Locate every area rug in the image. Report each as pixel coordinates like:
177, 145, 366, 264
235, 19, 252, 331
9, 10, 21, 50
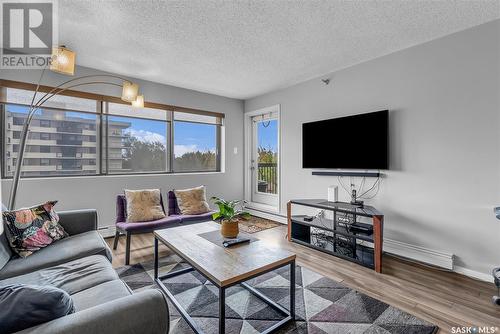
238, 215, 281, 234
116, 255, 438, 334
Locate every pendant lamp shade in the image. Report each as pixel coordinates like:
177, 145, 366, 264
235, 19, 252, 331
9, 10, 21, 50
131, 95, 144, 108
50, 46, 76, 75
122, 81, 139, 102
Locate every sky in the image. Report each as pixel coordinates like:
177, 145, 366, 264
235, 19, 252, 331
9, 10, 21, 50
258, 120, 278, 152
8, 105, 217, 157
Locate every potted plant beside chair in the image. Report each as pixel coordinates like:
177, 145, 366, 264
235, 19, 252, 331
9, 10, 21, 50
211, 197, 250, 238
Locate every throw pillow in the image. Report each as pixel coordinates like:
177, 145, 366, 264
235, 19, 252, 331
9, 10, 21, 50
174, 185, 210, 215
0, 284, 74, 333
2, 201, 67, 258
124, 189, 166, 222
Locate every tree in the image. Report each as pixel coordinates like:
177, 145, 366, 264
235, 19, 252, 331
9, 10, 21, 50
119, 135, 216, 172
122, 136, 166, 171
174, 151, 216, 171
258, 146, 277, 163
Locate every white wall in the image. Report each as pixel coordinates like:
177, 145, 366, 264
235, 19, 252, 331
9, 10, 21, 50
0, 66, 244, 229
245, 20, 500, 277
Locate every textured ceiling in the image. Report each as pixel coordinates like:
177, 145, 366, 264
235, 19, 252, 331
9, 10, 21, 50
59, 0, 500, 99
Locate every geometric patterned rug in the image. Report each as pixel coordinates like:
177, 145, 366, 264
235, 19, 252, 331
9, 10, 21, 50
116, 254, 438, 334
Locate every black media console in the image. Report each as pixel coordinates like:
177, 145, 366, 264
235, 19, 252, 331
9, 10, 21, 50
287, 199, 384, 273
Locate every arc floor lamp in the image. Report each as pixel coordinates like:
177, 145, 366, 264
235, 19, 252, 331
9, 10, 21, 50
7, 46, 145, 210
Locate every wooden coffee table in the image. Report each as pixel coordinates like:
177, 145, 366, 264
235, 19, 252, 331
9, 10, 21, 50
154, 221, 296, 334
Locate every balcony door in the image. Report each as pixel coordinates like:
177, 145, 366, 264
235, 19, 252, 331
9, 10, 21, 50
245, 105, 280, 212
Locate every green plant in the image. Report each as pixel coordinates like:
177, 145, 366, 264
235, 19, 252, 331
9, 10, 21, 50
258, 146, 277, 163
211, 197, 251, 223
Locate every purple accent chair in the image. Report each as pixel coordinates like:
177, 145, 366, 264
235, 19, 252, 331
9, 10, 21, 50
113, 191, 215, 265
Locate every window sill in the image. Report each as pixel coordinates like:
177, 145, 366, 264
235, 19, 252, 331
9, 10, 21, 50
0, 170, 225, 181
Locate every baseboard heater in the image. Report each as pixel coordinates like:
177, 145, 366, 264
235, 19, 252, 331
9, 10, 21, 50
383, 239, 454, 270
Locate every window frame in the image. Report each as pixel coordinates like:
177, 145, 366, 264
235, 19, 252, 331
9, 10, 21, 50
171, 119, 221, 173
1, 102, 102, 178
103, 105, 171, 175
0, 80, 224, 179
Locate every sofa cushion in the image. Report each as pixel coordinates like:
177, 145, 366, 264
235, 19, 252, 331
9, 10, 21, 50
71, 279, 131, 311
0, 255, 117, 295
0, 232, 12, 271
116, 194, 167, 224
0, 231, 111, 280
116, 215, 182, 233
124, 189, 166, 222
2, 201, 68, 258
0, 284, 74, 334
173, 186, 210, 215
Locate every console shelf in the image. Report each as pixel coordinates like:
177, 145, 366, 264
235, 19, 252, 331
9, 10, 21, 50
287, 199, 384, 273
291, 216, 375, 242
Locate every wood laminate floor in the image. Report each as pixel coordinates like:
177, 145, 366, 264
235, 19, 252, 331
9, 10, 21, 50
105, 225, 500, 333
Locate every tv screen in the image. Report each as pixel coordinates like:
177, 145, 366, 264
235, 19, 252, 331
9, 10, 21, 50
302, 110, 389, 169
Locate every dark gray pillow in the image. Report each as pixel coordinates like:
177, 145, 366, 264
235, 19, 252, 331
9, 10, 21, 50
0, 284, 75, 333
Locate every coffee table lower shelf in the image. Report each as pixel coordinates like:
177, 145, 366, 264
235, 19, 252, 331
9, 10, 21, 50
153, 237, 296, 334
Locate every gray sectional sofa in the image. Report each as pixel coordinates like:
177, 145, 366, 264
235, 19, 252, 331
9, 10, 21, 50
0, 209, 169, 334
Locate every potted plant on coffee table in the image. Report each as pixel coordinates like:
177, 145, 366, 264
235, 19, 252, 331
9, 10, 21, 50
211, 197, 251, 238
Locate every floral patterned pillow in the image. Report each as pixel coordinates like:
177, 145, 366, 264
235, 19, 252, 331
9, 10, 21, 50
2, 201, 68, 258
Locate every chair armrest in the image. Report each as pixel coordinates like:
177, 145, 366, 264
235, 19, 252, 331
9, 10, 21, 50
16, 289, 169, 334
58, 209, 98, 235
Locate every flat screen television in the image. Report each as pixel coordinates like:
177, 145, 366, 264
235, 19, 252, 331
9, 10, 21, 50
302, 110, 389, 169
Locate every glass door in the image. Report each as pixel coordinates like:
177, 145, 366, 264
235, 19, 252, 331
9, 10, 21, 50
251, 114, 279, 208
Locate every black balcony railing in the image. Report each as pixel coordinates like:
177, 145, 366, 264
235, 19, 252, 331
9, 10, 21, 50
257, 162, 278, 194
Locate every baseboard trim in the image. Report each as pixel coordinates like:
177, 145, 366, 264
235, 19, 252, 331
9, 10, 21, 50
384, 239, 454, 270
246, 208, 287, 224
454, 266, 494, 283
245, 202, 280, 214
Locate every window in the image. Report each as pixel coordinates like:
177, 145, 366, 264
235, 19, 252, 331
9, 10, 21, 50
173, 112, 221, 172
105, 115, 168, 173
2, 88, 99, 177
105, 103, 169, 174
40, 133, 51, 140
173, 122, 217, 172
39, 119, 51, 127
1, 86, 224, 177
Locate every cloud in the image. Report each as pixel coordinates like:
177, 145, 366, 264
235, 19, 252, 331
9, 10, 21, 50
124, 129, 214, 157
174, 144, 198, 157
174, 145, 215, 157
125, 129, 166, 146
